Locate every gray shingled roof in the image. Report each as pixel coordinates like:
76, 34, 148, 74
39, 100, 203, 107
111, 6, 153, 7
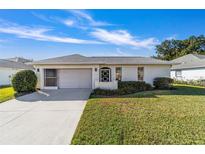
172, 60, 205, 70
192, 54, 205, 59
171, 54, 205, 70
32, 54, 173, 65
171, 54, 200, 63
7, 57, 33, 63
0, 59, 33, 69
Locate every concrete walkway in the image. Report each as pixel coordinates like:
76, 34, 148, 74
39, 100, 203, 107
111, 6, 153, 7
0, 89, 91, 145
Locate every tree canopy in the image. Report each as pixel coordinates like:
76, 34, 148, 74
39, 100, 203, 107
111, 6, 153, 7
156, 35, 205, 60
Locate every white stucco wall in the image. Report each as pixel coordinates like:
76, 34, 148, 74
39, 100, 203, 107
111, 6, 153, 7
35, 64, 171, 89
171, 68, 205, 80
122, 66, 137, 81
92, 67, 99, 89
122, 65, 171, 85
0, 67, 19, 85
144, 65, 171, 85
170, 71, 176, 79
95, 81, 118, 90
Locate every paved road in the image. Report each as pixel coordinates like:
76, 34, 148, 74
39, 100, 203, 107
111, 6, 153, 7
0, 89, 91, 145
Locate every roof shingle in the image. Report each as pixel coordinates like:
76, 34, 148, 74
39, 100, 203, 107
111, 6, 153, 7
0, 59, 33, 69
32, 54, 173, 65
171, 54, 205, 70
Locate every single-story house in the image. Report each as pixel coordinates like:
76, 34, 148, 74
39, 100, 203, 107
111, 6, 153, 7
0, 57, 33, 86
32, 54, 172, 90
171, 54, 205, 80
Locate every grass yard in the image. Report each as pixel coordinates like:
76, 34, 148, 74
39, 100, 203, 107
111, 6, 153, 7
0, 87, 15, 103
72, 84, 205, 145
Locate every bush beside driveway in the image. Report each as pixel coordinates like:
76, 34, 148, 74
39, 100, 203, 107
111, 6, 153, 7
72, 85, 205, 145
0, 70, 37, 103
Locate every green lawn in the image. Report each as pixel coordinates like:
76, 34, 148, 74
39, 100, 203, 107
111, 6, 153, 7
72, 84, 205, 145
0, 87, 15, 103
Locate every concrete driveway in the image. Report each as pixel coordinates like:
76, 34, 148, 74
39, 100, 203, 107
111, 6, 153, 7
0, 89, 91, 145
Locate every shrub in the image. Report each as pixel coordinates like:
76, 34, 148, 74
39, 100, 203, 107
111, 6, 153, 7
174, 79, 205, 87
0, 85, 11, 88
118, 81, 152, 95
145, 83, 153, 90
153, 77, 173, 89
92, 81, 152, 96
92, 88, 118, 96
12, 70, 37, 93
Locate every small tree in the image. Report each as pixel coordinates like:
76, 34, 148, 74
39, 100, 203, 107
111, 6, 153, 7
12, 70, 37, 93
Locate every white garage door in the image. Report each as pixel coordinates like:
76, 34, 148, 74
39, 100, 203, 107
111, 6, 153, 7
58, 69, 92, 88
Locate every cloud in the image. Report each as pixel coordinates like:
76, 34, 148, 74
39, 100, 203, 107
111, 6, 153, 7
0, 39, 6, 42
31, 12, 54, 23
64, 19, 75, 26
90, 28, 159, 49
32, 10, 114, 30
0, 22, 101, 44
62, 18, 88, 30
64, 10, 113, 29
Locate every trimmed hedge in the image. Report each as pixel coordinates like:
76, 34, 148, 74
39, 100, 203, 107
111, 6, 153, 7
118, 81, 152, 95
92, 81, 152, 96
0, 85, 11, 88
153, 77, 173, 89
12, 70, 37, 93
174, 79, 205, 87
92, 88, 118, 96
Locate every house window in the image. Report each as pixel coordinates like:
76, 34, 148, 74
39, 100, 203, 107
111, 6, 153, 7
116, 67, 122, 81
100, 67, 111, 82
44, 69, 57, 86
138, 67, 144, 81
175, 70, 182, 77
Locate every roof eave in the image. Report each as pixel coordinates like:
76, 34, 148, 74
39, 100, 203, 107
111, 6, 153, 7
32, 62, 173, 65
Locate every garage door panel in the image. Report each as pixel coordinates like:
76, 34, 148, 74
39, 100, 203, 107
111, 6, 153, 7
58, 69, 92, 88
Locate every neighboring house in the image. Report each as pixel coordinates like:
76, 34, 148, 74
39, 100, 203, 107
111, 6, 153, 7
32, 54, 172, 90
0, 57, 33, 86
171, 54, 205, 80
7, 57, 33, 63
